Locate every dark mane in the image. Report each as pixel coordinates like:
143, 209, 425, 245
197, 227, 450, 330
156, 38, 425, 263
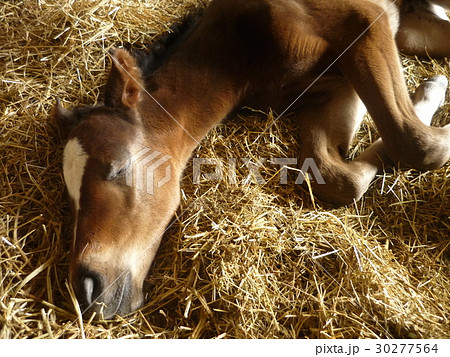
127, 8, 205, 78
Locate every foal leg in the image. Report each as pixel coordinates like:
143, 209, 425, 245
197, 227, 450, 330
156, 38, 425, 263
396, 0, 450, 57
296, 82, 380, 206
333, 11, 450, 171
412, 75, 448, 125
428, 0, 450, 10
297, 75, 448, 206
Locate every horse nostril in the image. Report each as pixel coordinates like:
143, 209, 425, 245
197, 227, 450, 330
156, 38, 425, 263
76, 269, 105, 307
83, 276, 95, 305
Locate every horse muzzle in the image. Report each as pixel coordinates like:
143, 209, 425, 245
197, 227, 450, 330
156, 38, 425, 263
71, 265, 144, 320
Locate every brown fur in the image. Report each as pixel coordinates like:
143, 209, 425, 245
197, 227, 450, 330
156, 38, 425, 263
55, 0, 450, 319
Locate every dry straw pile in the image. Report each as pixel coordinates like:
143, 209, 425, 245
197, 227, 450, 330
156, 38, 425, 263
1, 0, 449, 339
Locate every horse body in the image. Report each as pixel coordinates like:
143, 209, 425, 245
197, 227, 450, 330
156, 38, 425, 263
55, 0, 450, 319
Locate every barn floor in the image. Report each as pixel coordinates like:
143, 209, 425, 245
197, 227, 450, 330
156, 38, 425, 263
0, 0, 449, 338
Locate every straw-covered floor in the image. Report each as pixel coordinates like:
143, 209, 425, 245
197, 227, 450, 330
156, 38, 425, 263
1, 0, 449, 339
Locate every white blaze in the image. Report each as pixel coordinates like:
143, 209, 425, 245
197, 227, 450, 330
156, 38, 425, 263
63, 138, 88, 211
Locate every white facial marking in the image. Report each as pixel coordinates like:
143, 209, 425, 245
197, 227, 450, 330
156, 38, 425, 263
63, 138, 89, 211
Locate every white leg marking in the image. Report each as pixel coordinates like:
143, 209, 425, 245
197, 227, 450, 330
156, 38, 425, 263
430, 4, 449, 21
413, 75, 448, 126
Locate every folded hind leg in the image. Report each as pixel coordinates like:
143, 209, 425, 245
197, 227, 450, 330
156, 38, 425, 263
297, 81, 383, 206
396, 0, 450, 57
297, 76, 448, 206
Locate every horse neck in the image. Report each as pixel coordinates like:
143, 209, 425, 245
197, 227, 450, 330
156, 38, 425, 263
140, 51, 246, 166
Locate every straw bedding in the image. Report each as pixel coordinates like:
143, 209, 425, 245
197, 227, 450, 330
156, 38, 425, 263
0, 0, 449, 339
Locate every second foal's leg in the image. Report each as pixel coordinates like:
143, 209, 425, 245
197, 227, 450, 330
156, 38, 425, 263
396, 0, 450, 57
297, 75, 448, 206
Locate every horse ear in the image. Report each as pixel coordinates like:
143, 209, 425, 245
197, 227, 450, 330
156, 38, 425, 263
53, 99, 93, 139
105, 48, 144, 109
53, 98, 79, 139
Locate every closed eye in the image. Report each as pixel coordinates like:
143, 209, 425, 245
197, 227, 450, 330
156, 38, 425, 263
106, 161, 130, 181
